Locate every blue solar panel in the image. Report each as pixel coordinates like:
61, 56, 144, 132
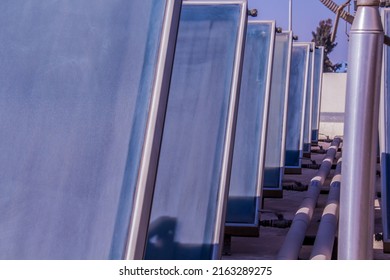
145, 0, 247, 260
303, 43, 315, 156
285, 43, 310, 172
225, 20, 275, 229
380, 8, 390, 251
263, 31, 292, 195
311, 47, 324, 143
0, 0, 180, 259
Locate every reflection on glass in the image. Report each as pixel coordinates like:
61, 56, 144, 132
0, 0, 167, 259
226, 21, 274, 225
285, 44, 309, 168
145, 4, 242, 260
263, 32, 291, 191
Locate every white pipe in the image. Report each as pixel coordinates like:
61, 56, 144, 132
277, 138, 341, 260
310, 159, 342, 260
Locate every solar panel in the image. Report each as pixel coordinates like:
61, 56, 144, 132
311, 47, 324, 144
263, 31, 292, 197
0, 0, 181, 259
285, 43, 310, 174
380, 8, 390, 252
225, 20, 275, 234
144, 0, 247, 260
303, 43, 315, 157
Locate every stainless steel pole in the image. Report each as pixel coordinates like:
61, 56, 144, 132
338, 0, 383, 260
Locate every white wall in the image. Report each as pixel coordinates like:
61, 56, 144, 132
319, 73, 347, 139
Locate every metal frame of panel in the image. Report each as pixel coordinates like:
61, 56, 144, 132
225, 20, 275, 235
311, 46, 325, 144
124, 0, 183, 260
145, 0, 247, 260
380, 9, 386, 159
380, 8, 390, 252
303, 42, 315, 157
0, 0, 181, 260
285, 42, 310, 174
263, 31, 293, 198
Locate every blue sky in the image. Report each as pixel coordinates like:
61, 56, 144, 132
248, 0, 350, 64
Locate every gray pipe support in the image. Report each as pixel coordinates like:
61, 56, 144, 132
277, 138, 341, 260
310, 159, 342, 260
338, 2, 383, 260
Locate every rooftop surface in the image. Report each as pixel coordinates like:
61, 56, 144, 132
222, 140, 389, 260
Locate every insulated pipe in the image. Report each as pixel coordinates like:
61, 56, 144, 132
277, 138, 341, 260
338, 0, 383, 260
310, 159, 342, 260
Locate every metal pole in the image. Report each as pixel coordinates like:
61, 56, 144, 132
338, 0, 383, 260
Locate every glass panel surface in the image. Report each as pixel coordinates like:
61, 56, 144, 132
303, 44, 314, 154
382, 154, 390, 239
0, 0, 167, 259
311, 47, 324, 143
226, 21, 274, 224
386, 10, 390, 153
263, 32, 291, 190
145, 4, 242, 260
285, 44, 309, 167
381, 9, 390, 243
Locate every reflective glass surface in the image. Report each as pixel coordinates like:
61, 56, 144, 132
263, 32, 291, 190
0, 0, 167, 259
145, 4, 242, 260
382, 9, 390, 243
311, 47, 324, 143
386, 10, 390, 152
285, 44, 309, 167
226, 21, 274, 224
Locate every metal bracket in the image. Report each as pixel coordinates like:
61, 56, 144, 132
320, 0, 390, 46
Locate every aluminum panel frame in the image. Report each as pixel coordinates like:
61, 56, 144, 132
284, 42, 310, 173
124, 0, 182, 260
303, 42, 315, 157
311, 46, 325, 144
263, 31, 293, 197
380, 8, 390, 252
225, 20, 276, 233
145, 0, 247, 260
